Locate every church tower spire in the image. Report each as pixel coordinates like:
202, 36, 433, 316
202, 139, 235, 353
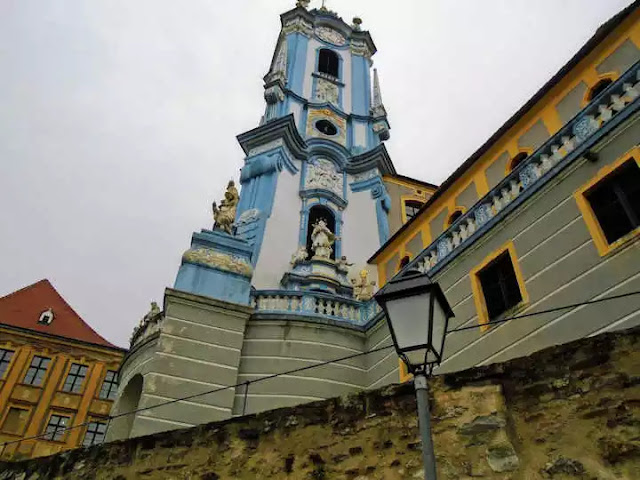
169, 2, 398, 301
113, 1, 401, 442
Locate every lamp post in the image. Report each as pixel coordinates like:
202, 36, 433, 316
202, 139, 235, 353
374, 269, 454, 480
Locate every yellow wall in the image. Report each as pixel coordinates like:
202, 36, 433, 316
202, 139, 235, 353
0, 327, 124, 460
373, 9, 640, 286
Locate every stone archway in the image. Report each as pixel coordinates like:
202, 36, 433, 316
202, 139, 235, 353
106, 374, 143, 441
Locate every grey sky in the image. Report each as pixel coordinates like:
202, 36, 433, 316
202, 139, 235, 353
0, 0, 633, 347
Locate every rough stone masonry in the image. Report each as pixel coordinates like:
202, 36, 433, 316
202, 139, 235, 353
1, 327, 639, 479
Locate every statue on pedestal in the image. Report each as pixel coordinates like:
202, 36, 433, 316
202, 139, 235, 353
130, 301, 161, 346
212, 181, 239, 234
352, 270, 376, 301
290, 246, 309, 267
311, 218, 337, 259
336, 255, 353, 274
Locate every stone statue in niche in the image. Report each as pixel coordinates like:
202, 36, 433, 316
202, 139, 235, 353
352, 270, 376, 301
212, 180, 239, 234
336, 255, 353, 274
311, 218, 337, 259
290, 246, 309, 266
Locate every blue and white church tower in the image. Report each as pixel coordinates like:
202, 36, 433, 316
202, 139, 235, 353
109, 2, 400, 440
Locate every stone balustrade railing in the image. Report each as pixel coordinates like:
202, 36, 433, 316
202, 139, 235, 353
410, 61, 640, 277
130, 312, 164, 348
251, 290, 381, 327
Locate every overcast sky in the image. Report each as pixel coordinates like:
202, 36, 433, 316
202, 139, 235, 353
0, 0, 634, 347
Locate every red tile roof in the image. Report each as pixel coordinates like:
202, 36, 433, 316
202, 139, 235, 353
0, 279, 118, 349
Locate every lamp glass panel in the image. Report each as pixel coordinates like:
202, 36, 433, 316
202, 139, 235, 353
384, 292, 432, 364
406, 349, 428, 367
426, 298, 447, 363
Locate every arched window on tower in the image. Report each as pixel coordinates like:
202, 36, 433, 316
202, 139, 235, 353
318, 49, 339, 78
306, 205, 337, 260
587, 78, 613, 102
508, 152, 529, 172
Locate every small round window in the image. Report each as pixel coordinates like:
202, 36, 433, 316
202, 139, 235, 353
315, 119, 337, 136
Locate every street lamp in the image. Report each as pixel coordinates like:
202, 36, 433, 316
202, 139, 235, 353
374, 269, 454, 480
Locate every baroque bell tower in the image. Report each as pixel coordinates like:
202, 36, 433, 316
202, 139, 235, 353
110, 1, 399, 441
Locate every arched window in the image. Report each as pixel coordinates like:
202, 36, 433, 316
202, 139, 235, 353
404, 200, 423, 221
306, 205, 337, 260
447, 210, 463, 226
318, 49, 339, 78
588, 78, 613, 102
508, 152, 529, 172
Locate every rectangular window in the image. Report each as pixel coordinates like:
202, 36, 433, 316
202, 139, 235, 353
584, 159, 640, 244
44, 414, 70, 442
62, 363, 88, 393
478, 251, 523, 320
82, 420, 107, 447
576, 149, 640, 256
0, 349, 14, 379
23, 356, 51, 386
2, 407, 30, 435
471, 242, 528, 331
98, 370, 119, 400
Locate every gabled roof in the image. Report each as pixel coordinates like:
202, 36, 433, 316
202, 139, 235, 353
0, 279, 119, 349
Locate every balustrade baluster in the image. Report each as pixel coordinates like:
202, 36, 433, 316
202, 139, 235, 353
598, 104, 613, 122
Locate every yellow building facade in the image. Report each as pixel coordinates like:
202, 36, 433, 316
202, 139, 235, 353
370, 2, 640, 382
0, 280, 125, 460
370, 5, 640, 285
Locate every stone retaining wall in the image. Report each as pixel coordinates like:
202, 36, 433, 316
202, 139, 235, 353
1, 327, 638, 479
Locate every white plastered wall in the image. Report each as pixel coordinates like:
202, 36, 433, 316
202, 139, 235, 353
252, 165, 303, 289
341, 182, 380, 283
353, 121, 367, 149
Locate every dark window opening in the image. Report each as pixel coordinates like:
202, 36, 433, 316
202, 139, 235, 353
448, 210, 463, 226
404, 200, 423, 221
23, 356, 50, 386
62, 363, 88, 394
478, 251, 523, 321
585, 159, 640, 244
306, 205, 336, 260
509, 152, 529, 171
44, 414, 70, 442
99, 370, 119, 400
315, 119, 337, 136
0, 349, 14, 379
588, 78, 613, 102
83, 421, 107, 447
318, 49, 339, 77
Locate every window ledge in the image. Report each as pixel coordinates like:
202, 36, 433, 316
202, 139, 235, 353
312, 71, 344, 86
599, 226, 640, 257
481, 301, 529, 332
